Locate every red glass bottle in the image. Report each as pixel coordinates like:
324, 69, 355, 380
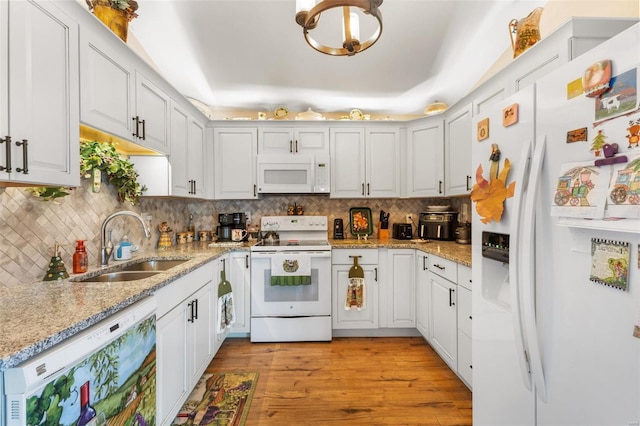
73, 240, 88, 274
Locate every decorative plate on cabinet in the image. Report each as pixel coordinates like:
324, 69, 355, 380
349, 109, 364, 120
274, 107, 288, 119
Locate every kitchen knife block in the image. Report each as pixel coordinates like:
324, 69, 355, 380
378, 223, 389, 240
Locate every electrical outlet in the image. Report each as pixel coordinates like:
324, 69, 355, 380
406, 214, 413, 223
245, 211, 252, 223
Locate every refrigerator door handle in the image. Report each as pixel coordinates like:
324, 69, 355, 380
521, 135, 548, 403
509, 137, 534, 391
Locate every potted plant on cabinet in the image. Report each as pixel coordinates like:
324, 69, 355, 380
86, 0, 139, 42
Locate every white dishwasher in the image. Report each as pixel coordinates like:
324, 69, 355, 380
4, 297, 157, 426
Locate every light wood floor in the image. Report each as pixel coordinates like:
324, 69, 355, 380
206, 337, 472, 425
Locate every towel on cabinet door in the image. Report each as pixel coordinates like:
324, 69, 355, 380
345, 277, 366, 310
217, 271, 235, 333
270, 254, 311, 286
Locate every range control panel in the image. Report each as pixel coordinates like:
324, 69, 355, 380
482, 231, 510, 263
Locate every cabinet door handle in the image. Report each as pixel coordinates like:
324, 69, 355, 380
439, 180, 443, 194
423, 256, 427, 271
188, 301, 195, 322
469, 315, 472, 320
253, 184, 257, 196
289, 140, 293, 153
449, 288, 455, 306
466, 175, 471, 191
15, 139, 28, 174
245, 254, 249, 269
193, 298, 199, 320
141, 119, 146, 140
295, 140, 298, 153
0, 136, 12, 173
222, 258, 226, 272
367, 183, 370, 196
374, 267, 378, 282
132, 116, 140, 138
361, 183, 365, 196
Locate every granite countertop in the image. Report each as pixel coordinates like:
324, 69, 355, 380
330, 238, 472, 267
0, 242, 251, 370
1, 238, 471, 370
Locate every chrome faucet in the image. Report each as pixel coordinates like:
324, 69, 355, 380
101, 211, 151, 267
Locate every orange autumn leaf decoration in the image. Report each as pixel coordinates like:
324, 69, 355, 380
470, 159, 516, 224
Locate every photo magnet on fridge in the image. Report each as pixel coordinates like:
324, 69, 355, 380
503, 103, 519, 127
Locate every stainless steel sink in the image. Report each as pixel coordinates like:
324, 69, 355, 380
120, 259, 188, 272
78, 271, 161, 283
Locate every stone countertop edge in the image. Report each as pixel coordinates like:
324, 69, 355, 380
330, 238, 472, 267
0, 239, 470, 370
0, 242, 251, 370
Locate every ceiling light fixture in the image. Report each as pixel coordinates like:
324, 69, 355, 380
424, 101, 449, 116
295, 0, 383, 57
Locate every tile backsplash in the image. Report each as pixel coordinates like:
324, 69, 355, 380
1, 179, 468, 287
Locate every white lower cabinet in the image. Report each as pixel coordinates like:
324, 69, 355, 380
229, 251, 251, 334
386, 249, 416, 328
456, 284, 472, 387
156, 260, 217, 426
427, 255, 458, 371
332, 249, 379, 329
415, 253, 430, 340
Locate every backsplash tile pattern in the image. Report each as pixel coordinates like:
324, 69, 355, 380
1, 181, 468, 286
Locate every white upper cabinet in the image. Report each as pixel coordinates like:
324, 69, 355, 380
213, 127, 258, 200
444, 103, 472, 196
406, 119, 444, 197
134, 71, 171, 153
170, 101, 206, 197
258, 126, 329, 156
330, 126, 400, 198
80, 20, 134, 143
0, 0, 79, 186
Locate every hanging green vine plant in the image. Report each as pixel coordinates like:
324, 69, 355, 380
31, 140, 147, 204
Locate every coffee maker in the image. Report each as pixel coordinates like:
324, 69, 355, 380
216, 213, 234, 241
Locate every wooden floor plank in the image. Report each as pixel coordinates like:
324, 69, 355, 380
206, 337, 472, 425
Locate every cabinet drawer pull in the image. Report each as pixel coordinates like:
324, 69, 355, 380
132, 116, 139, 138
15, 139, 28, 174
187, 301, 195, 322
434, 264, 445, 270
0, 136, 11, 173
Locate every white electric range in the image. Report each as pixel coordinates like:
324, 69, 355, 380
250, 216, 332, 342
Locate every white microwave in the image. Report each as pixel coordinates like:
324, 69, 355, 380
256, 154, 330, 194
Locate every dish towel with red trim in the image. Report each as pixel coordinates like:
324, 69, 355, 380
345, 277, 365, 310
270, 254, 311, 286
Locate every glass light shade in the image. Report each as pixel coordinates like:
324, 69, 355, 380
342, 10, 360, 42
424, 101, 448, 116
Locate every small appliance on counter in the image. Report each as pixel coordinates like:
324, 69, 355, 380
455, 202, 472, 244
418, 210, 458, 241
333, 218, 344, 239
392, 223, 413, 240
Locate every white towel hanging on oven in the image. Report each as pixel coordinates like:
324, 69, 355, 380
271, 253, 311, 286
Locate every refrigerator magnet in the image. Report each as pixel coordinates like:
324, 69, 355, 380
583, 60, 611, 97
502, 103, 519, 127
477, 118, 489, 141
566, 127, 587, 143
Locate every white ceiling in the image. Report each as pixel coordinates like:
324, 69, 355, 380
129, 0, 547, 116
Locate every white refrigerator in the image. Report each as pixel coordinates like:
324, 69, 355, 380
472, 24, 640, 426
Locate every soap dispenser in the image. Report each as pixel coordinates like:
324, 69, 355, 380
73, 240, 89, 274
